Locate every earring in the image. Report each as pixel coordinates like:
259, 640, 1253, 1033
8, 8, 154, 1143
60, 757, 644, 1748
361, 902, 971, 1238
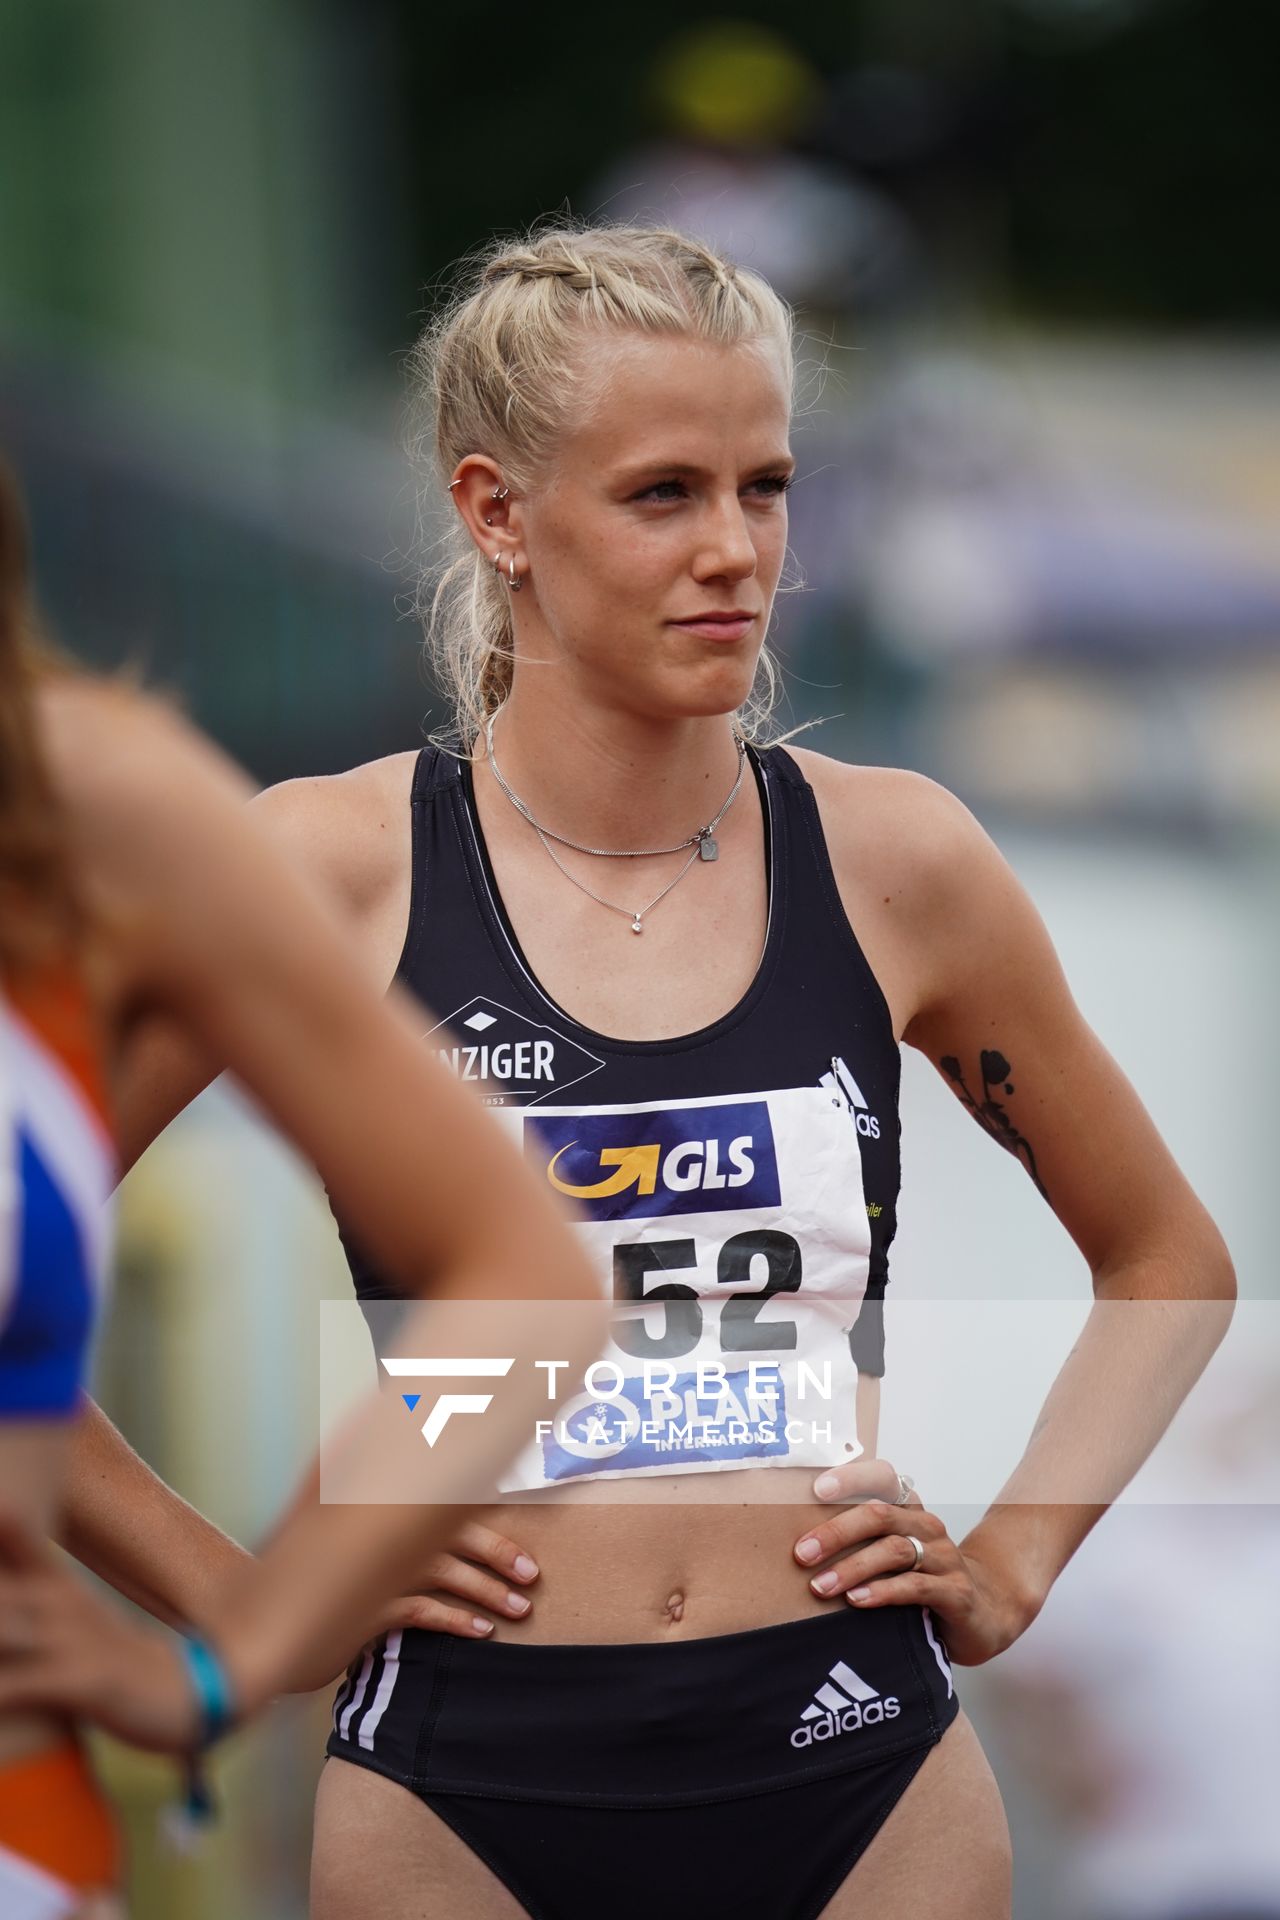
491, 484, 510, 502
483, 515, 493, 526
507, 554, 523, 593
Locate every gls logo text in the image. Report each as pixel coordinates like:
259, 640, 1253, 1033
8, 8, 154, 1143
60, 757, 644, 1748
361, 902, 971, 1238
525, 1101, 781, 1223
380, 1357, 514, 1446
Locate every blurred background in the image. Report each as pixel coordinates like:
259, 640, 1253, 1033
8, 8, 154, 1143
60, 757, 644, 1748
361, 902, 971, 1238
3, 0, 1278, 1913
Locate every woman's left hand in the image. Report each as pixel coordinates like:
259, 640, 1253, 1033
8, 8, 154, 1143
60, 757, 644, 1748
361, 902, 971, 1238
793, 1459, 1038, 1665
0, 1513, 203, 1750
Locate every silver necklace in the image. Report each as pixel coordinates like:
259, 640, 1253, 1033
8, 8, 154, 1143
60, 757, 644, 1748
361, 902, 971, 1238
484, 713, 747, 935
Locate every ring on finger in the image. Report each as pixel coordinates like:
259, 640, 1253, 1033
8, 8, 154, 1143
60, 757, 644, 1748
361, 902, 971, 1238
904, 1534, 925, 1572
892, 1471, 916, 1507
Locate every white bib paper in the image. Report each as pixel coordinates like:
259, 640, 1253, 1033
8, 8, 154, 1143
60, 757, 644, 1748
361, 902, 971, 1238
496, 1083, 871, 1491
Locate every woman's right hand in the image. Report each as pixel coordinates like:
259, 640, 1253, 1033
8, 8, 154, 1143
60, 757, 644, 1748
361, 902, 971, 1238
371, 1519, 540, 1641
0, 1514, 203, 1752
275, 1516, 545, 1693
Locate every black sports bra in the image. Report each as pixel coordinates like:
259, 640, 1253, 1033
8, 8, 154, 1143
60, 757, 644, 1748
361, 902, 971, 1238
337, 743, 901, 1490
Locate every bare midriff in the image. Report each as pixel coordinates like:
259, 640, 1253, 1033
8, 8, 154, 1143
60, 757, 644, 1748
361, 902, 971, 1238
481, 1466, 843, 1644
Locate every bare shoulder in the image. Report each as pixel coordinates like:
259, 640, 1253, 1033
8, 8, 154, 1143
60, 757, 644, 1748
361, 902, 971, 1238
37, 675, 417, 922
250, 750, 419, 919
783, 743, 990, 915
780, 744, 1008, 1039
36, 676, 242, 830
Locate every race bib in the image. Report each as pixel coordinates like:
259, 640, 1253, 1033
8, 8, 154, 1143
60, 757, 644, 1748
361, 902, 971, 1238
495, 1083, 871, 1490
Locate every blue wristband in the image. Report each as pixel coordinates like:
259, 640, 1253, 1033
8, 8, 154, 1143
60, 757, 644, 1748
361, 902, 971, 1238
181, 1636, 238, 1749
164, 1638, 238, 1842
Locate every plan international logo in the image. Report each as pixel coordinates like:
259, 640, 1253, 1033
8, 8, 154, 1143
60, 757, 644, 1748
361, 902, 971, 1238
538, 1361, 796, 1480
524, 1100, 782, 1223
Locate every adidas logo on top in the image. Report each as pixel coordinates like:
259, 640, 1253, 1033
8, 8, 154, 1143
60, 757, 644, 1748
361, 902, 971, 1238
819, 1057, 881, 1140
789, 1659, 900, 1749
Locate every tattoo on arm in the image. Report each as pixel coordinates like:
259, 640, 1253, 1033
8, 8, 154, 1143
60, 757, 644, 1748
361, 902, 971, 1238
939, 1047, 1051, 1204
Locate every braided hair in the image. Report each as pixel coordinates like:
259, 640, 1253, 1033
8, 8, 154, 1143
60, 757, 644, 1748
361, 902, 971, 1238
407, 222, 793, 745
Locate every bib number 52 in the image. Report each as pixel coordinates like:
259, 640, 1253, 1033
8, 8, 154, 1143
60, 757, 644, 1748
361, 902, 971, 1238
611, 1231, 802, 1360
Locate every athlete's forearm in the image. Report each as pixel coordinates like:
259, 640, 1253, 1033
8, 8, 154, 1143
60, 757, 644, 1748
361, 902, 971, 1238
210, 1280, 610, 1713
58, 1399, 252, 1631
855, 1372, 880, 1457
960, 1232, 1235, 1613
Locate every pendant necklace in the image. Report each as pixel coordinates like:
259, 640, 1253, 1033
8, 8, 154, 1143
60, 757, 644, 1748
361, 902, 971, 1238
484, 712, 746, 934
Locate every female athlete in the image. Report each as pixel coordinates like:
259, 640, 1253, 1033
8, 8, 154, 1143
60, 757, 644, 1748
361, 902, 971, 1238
14, 224, 1234, 1919
0, 467, 601, 1916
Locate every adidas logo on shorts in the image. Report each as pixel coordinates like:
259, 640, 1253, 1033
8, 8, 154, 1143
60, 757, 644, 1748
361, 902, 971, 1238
789, 1659, 901, 1749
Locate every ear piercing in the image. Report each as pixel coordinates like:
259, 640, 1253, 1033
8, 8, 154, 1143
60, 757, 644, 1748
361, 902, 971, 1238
446, 478, 509, 509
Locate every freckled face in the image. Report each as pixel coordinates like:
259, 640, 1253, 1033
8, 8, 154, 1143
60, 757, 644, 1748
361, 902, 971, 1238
516, 333, 794, 721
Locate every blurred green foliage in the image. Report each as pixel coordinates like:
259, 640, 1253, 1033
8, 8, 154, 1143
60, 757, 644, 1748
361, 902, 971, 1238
1, 0, 1276, 782
387, 0, 1280, 328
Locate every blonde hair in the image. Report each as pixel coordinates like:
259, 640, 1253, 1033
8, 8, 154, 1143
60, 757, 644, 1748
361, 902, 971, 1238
407, 221, 795, 746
